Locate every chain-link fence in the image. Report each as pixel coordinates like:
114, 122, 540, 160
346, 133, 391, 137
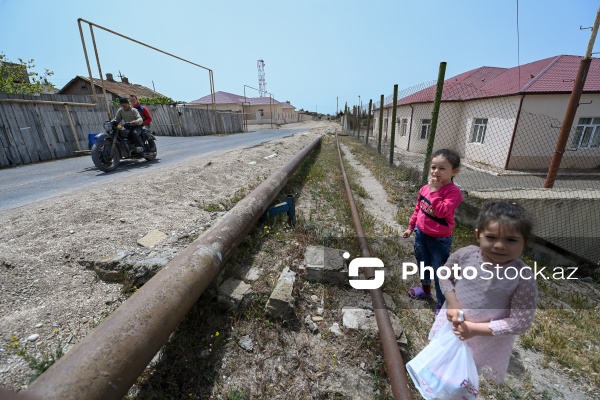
345, 75, 600, 269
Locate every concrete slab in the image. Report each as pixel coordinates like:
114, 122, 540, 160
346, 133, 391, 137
218, 278, 252, 311
304, 245, 349, 285
265, 267, 296, 317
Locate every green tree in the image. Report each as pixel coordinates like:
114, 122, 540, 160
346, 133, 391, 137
111, 96, 175, 106
136, 96, 174, 105
0, 53, 55, 94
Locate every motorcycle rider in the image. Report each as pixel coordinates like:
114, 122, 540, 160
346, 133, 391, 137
112, 97, 145, 156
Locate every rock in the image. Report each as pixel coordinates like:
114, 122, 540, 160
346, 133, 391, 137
200, 350, 211, 358
238, 335, 253, 352
137, 230, 167, 248
243, 267, 262, 281
329, 323, 343, 337
320, 366, 374, 399
27, 334, 39, 342
580, 276, 593, 282
304, 315, 319, 333
341, 307, 407, 344
34, 323, 43, 328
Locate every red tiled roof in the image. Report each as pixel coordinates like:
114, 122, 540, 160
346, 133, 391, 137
250, 96, 281, 106
188, 91, 245, 104
391, 55, 600, 107
188, 91, 282, 106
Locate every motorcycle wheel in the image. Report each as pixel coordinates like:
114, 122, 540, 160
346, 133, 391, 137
91, 140, 120, 172
144, 138, 157, 161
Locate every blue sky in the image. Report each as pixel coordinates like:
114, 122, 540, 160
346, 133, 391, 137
1, 0, 598, 114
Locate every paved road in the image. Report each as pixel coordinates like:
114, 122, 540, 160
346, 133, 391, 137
0, 127, 310, 213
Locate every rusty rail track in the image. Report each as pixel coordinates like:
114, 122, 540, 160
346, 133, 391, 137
336, 134, 414, 399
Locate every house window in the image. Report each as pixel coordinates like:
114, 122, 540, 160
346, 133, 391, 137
400, 118, 408, 136
571, 117, 600, 149
420, 119, 431, 139
80, 84, 87, 90
470, 118, 488, 143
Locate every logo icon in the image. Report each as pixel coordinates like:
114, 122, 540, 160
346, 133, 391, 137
345, 252, 385, 290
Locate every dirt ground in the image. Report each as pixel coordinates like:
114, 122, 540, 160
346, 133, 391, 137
0, 120, 331, 392
1, 120, 598, 399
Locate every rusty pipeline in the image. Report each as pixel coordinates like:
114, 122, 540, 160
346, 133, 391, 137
26, 136, 322, 400
336, 135, 414, 400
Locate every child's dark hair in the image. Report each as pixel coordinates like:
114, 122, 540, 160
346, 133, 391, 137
432, 148, 461, 169
476, 201, 533, 244
432, 148, 461, 181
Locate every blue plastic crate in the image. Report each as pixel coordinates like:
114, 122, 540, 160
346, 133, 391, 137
88, 133, 101, 149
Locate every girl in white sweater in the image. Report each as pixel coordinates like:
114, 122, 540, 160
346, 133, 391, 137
429, 201, 538, 383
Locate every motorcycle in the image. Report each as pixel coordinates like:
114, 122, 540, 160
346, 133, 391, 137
89, 121, 157, 172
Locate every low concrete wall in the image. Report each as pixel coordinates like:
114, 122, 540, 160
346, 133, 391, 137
457, 188, 600, 267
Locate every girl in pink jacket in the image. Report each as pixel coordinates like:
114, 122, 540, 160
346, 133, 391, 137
403, 149, 462, 312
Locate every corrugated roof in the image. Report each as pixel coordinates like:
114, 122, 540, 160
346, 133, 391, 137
57, 76, 167, 98
391, 55, 600, 107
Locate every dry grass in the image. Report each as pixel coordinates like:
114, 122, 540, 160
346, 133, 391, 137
127, 132, 599, 399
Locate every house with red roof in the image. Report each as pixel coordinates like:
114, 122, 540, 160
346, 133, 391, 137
187, 91, 300, 124
374, 55, 600, 170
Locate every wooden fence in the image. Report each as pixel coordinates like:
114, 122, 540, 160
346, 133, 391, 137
0, 93, 243, 168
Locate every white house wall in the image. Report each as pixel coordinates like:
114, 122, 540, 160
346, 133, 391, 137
509, 93, 600, 169
389, 103, 462, 155
372, 93, 599, 171
461, 96, 521, 169
434, 102, 462, 151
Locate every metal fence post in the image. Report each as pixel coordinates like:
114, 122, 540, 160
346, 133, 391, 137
378, 94, 384, 154
389, 84, 399, 165
366, 99, 372, 145
421, 61, 447, 185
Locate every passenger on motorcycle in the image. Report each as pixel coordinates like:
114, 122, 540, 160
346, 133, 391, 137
112, 97, 145, 156
129, 94, 153, 132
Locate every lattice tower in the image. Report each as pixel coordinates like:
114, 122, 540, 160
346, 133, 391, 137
257, 59, 266, 97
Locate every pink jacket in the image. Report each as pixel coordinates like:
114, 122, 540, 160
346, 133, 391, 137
408, 182, 462, 237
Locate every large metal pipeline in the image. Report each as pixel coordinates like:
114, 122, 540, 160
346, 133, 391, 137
336, 135, 414, 400
26, 136, 322, 400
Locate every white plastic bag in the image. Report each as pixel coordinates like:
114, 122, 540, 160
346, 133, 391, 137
406, 321, 479, 399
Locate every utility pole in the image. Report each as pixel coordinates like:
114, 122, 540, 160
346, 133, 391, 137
421, 62, 447, 185
357, 95, 361, 139
544, 6, 600, 188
